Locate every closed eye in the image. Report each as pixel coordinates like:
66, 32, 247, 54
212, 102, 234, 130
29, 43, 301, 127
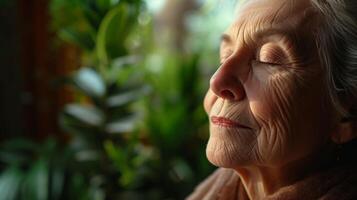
252, 60, 282, 67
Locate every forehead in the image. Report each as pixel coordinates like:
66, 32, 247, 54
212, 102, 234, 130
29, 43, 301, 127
225, 0, 317, 42
240, 0, 312, 19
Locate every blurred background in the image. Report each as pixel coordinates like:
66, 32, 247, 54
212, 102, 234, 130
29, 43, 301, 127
0, 0, 237, 199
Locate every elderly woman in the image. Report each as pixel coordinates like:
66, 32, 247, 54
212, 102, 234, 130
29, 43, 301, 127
187, 0, 357, 199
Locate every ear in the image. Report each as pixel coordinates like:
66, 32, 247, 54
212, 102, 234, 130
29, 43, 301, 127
331, 121, 357, 144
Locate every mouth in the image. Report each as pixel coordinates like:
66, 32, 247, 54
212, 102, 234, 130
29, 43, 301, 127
211, 116, 252, 130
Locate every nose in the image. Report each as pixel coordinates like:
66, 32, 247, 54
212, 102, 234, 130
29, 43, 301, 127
209, 63, 246, 101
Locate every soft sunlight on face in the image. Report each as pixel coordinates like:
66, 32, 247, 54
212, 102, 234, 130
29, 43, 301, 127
204, 0, 339, 168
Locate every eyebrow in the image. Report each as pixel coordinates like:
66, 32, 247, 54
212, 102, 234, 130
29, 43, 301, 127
220, 27, 297, 46
220, 34, 232, 44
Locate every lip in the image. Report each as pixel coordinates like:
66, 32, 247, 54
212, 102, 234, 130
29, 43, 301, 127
211, 116, 252, 129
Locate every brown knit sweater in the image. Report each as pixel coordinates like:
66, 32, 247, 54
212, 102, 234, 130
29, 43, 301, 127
186, 165, 357, 200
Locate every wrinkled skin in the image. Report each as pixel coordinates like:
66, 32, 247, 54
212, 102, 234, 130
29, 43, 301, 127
204, 0, 343, 197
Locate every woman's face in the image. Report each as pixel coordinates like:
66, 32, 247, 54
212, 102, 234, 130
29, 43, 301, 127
204, 0, 338, 168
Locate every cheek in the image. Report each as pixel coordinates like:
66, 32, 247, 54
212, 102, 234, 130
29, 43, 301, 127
245, 68, 302, 163
245, 67, 289, 121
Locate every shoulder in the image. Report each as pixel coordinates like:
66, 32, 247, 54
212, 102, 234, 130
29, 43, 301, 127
266, 164, 357, 200
186, 168, 245, 200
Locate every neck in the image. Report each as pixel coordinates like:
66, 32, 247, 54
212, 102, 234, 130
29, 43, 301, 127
234, 147, 335, 199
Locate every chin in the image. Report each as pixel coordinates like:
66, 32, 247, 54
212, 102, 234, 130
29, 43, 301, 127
205, 129, 252, 168
206, 145, 240, 168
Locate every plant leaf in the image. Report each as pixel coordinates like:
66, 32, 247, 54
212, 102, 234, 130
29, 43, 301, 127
105, 55, 140, 82
21, 159, 49, 200
105, 116, 138, 134
96, 4, 130, 64
59, 28, 95, 50
1, 138, 37, 152
96, 0, 111, 12
106, 86, 149, 107
0, 166, 23, 200
64, 103, 104, 127
50, 165, 65, 200
73, 67, 106, 98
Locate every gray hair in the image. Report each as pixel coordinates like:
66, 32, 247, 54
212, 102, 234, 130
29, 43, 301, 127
311, 0, 357, 118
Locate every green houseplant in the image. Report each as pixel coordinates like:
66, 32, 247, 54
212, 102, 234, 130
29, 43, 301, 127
0, 0, 227, 199
52, 0, 155, 198
51, 0, 215, 198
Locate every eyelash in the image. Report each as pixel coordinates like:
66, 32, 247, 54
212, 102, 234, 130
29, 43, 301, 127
219, 59, 282, 67
252, 60, 282, 66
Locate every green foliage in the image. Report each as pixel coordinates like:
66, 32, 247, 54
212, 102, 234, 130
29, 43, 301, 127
0, 138, 71, 200
0, 167, 23, 200
97, 4, 130, 64
51, 0, 161, 199
58, 63, 149, 198
0, 0, 230, 199
50, 0, 143, 66
140, 52, 213, 199
145, 53, 203, 151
